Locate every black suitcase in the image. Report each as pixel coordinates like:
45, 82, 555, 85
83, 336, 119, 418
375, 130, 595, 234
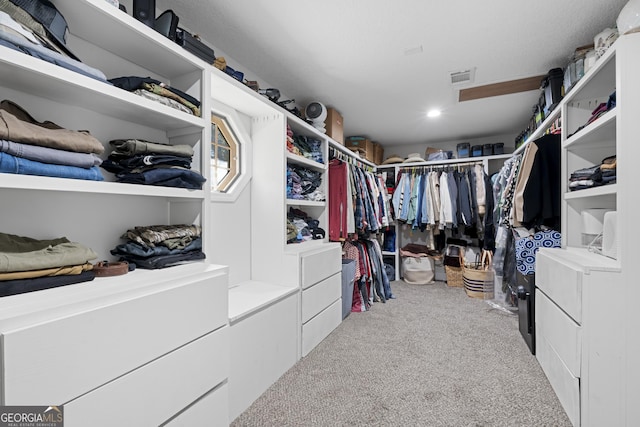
175, 28, 216, 64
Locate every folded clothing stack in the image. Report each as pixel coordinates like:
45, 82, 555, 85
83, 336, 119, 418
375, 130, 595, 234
287, 164, 325, 201
287, 207, 325, 243
286, 131, 323, 164
110, 224, 205, 269
569, 155, 616, 191
109, 76, 201, 117
0, 232, 97, 297
569, 91, 616, 137
101, 139, 206, 190
0, 100, 105, 181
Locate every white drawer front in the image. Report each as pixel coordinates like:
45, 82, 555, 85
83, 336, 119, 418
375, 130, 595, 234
163, 383, 229, 427
301, 245, 341, 289
229, 293, 298, 421
302, 272, 341, 324
2, 272, 228, 405
536, 249, 583, 324
64, 327, 229, 427
302, 299, 341, 357
536, 291, 582, 377
536, 333, 580, 427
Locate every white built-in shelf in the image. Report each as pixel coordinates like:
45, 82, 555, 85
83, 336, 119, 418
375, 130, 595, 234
0, 263, 227, 327
286, 199, 325, 207
286, 152, 326, 170
378, 153, 512, 167
228, 281, 298, 324
0, 47, 204, 131
382, 251, 396, 256
548, 246, 621, 273
564, 183, 617, 200
563, 41, 617, 105
564, 109, 616, 150
54, 0, 207, 75
284, 239, 326, 252
0, 173, 204, 199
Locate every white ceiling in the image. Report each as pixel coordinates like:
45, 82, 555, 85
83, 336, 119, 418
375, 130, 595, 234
157, 0, 628, 148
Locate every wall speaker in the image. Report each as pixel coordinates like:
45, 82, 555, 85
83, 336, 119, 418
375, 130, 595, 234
133, 0, 156, 28
602, 211, 618, 260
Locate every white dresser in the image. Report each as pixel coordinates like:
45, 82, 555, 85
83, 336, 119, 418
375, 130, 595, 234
535, 248, 623, 427
0, 263, 230, 427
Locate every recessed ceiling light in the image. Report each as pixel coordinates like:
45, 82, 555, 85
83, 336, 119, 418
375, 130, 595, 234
427, 109, 441, 118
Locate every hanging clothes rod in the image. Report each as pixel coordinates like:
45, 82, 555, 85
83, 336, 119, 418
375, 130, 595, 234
329, 146, 375, 172
399, 160, 484, 173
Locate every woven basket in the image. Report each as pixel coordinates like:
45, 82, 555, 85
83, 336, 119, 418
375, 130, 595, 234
445, 265, 464, 287
462, 250, 495, 299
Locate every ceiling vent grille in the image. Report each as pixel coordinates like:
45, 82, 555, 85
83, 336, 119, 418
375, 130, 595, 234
450, 69, 475, 86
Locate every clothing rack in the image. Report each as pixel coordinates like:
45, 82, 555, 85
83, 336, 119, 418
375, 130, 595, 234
398, 160, 484, 174
329, 146, 375, 173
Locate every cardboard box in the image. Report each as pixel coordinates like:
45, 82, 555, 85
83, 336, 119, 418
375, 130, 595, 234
373, 142, 384, 165
325, 108, 344, 144
346, 137, 374, 162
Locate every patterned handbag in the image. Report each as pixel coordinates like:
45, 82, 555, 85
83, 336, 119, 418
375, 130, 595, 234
515, 230, 562, 275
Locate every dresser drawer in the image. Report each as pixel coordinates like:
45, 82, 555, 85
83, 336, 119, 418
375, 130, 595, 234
536, 249, 583, 324
2, 270, 228, 405
64, 327, 229, 427
536, 291, 582, 377
301, 244, 341, 289
163, 383, 229, 427
536, 332, 580, 427
302, 272, 341, 323
302, 299, 341, 357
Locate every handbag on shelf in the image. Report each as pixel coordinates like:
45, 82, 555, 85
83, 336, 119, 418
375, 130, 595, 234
462, 250, 495, 299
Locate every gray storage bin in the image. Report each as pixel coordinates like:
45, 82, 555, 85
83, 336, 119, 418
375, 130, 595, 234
341, 259, 356, 319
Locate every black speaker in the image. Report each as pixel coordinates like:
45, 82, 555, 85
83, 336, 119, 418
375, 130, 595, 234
155, 10, 179, 41
133, 0, 156, 28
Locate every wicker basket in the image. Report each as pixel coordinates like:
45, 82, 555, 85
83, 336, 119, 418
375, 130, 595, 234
445, 265, 464, 287
463, 269, 495, 299
462, 250, 495, 299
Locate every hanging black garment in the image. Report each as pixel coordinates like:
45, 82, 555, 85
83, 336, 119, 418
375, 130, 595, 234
522, 133, 562, 231
483, 170, 496, 251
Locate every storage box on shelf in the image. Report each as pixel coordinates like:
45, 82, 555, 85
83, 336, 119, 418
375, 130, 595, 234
345, 136, 374, 162
325, 107, 344, 144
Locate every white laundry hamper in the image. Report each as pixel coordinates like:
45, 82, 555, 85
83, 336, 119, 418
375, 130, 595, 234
401, 256, 435, 285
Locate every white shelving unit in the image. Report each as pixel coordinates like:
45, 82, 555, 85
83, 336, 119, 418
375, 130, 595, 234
534, 32, 640, 426
0, 1, 229, 425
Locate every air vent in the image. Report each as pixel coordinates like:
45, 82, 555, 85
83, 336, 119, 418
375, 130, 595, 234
450, 69, 475, 86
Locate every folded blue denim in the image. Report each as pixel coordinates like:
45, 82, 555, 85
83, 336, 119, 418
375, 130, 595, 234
119, 250, 206, 269
0, 151, 104, 180
0, 25, 108, 82
0, 139, 102, 168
